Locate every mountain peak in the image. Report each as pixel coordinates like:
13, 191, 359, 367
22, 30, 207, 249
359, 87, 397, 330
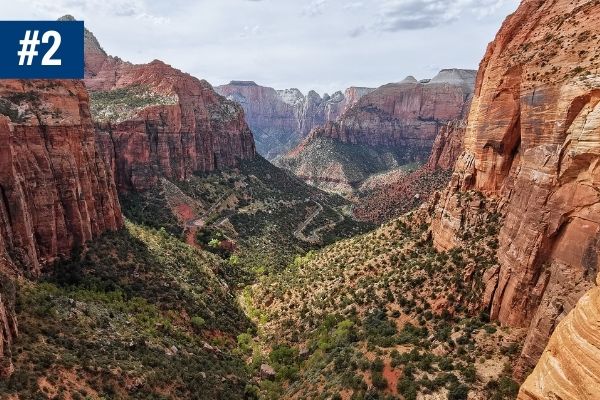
58, 15, 76, 21
429, 68, 477, 86
399, 76, 418, 84
229, 81, 258, 87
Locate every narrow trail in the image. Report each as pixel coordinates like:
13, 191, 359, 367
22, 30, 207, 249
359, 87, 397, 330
183, 190, 233, 246
293, 201, 344, 244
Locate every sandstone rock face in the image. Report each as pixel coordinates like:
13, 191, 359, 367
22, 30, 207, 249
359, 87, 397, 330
278, 70, 474, 194
518, 275, 600, 400
429, 0, 600, 378
312, 70, 473, 146
215, 81, 373, 159
85, 33, 256, 192
0, 80, 123, 274
0, 79, 124, 372
215, 81, 300, 159
425, 120, 467, 171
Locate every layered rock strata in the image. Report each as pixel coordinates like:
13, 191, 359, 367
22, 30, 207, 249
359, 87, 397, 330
278, 70, 475, 193
429, 0, 600, 378
0, 79, 124, 373
215, 81, 373, 159
518, 274, 600, 400
84, 28, 256, 192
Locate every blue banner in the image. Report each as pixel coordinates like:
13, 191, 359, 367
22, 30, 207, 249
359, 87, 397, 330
0, 21, 84, 79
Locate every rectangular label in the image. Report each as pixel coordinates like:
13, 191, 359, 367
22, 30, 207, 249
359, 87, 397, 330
0, 21, 84, 79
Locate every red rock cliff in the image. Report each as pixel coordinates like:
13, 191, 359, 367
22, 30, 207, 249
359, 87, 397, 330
430, 0, 600, 378
0, 79, 123, 373
85, 32, 256, 192
305, 70, 474, 150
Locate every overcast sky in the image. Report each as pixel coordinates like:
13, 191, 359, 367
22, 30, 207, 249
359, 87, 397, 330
8, 0, 519, 94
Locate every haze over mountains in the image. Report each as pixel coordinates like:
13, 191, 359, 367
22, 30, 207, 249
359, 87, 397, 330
0, 1, 599, 399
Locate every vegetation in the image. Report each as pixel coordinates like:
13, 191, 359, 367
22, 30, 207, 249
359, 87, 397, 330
246, 193, 523, 399
90, 85, 178, 122
277, 137, 431, 195
121, 156, 373, 275
2, 222, 253, 399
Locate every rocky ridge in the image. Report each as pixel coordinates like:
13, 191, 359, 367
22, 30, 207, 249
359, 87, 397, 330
84, 27, 256, 192
215, 81, 373, 159
429, 0, 600, 381
277, 69, 475, 194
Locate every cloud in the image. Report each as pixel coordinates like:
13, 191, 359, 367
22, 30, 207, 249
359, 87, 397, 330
348, 25, 366, 38
29, 0, 169, 24
377, 0, 508, 31
302, 0, 327, 17
343, 2, 364, 10
240, 24, 262, 37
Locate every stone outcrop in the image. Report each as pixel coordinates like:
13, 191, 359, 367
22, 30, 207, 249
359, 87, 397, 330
429, 0, 600, 379
0, 79, 124, 372
425, 120, 467, 171
278, 70, 475, 194
84, 29, 256, 192
215, 81, 300, 159
215, 81, 373, 159
518, 274, 600, 400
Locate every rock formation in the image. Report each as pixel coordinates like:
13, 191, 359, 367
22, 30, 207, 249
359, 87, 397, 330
305, 69, 474, 148
425, 120, 467, 171
278, 70, 475, 194
0, 79, 124, 373
215, 81, 373, 159
84, 28, 256, 192
354, 119, 466, 223
215, 81, 301, 159
429, 0, 600, 378
518, 273, 600, 400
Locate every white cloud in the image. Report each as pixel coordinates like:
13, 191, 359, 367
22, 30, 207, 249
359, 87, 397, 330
6, 0, 519, 93
302, 0, 328, 17
29, 0, 169, 24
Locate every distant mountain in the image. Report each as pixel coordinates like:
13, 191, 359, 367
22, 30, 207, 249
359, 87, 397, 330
216, 81, 374, 159
276, 69, 475, 195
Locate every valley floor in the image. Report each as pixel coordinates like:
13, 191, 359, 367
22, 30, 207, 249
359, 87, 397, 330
2, 168, 522, 400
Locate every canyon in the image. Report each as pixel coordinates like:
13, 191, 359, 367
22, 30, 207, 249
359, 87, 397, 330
215, 81, 373, 159
353, 120, 465, 223
0, 1, 599, 398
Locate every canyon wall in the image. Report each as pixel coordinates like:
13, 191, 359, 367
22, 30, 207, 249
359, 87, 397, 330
215, 81, 301, 159
425, 120, 467, 171
518, 273, 600, 400
305, 70, 474, 149
430, 0, 600, 378
84, 29, 256, 192
215, 81, 373, 159
0, 79, 124, 373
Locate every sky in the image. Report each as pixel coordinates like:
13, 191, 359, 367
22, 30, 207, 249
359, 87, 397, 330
6, 0, 520, 94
